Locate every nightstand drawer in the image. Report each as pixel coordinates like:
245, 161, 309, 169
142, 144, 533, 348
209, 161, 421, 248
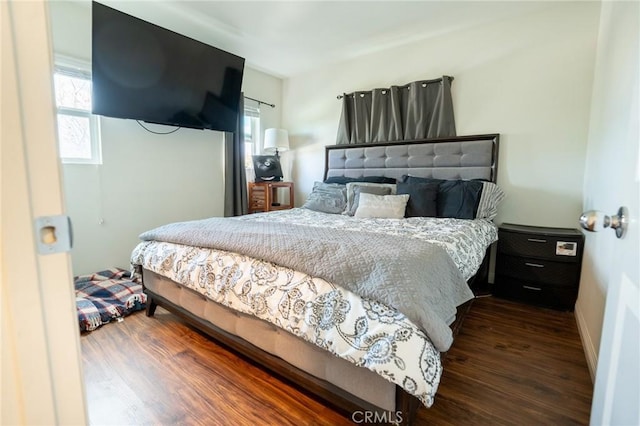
250, 199, 265, 210
498, 231, 582, 262
249, 190, 266, 209
497, 255, 580, 287
494, 276, 577, 311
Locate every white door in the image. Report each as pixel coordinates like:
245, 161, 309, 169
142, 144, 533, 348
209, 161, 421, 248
591, 274, 640, 425
583, 1, 640, 425
1, 1, 87, 424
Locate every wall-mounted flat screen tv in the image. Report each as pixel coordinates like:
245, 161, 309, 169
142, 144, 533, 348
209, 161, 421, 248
92, 2, 245, 132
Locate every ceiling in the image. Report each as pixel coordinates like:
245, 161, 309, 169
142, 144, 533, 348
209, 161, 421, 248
100, 1, 555, 79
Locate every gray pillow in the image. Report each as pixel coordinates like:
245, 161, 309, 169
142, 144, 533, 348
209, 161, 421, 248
345, 185, 393, 216
301, 182, 347, 214
345, 182, 397, 214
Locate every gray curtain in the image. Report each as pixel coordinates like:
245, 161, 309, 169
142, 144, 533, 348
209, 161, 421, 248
336, 76, 456, 144
371, 86, 403, 142
224, 94, 248, 217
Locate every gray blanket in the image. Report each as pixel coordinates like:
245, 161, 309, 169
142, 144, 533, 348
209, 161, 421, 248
139, 217, 474, 351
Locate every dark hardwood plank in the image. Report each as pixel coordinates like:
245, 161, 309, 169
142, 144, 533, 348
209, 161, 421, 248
81, 296, 592, 425
81, 308, 350, 426
421, 296, 592, 425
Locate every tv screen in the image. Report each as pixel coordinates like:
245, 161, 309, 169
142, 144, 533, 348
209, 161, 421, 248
91, 2, 245, 132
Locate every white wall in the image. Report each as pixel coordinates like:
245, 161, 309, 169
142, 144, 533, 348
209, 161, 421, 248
575, 0, 640, 378
61, 125, 225, 275
49, 1, 282, 275
282, 2, 600, 229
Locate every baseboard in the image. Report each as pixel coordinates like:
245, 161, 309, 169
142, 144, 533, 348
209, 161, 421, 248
574, 301, 597, 382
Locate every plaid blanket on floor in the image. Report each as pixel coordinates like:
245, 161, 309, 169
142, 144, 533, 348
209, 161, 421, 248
75, 268, 146, 332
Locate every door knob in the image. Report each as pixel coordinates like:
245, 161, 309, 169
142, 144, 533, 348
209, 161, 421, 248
579, 206, 628, 238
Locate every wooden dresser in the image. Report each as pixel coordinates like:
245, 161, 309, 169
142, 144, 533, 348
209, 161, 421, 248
248, 182, 294, 214
494, 223, 585, 311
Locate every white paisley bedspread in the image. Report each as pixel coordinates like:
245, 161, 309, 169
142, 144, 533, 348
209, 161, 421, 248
131, 209, 497, 408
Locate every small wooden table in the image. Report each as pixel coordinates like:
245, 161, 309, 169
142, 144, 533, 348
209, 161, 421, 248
248, 181, 294, 214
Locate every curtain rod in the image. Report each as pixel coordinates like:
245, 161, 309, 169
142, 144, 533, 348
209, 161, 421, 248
336, 76, 454, 99
245, 95, 276, 108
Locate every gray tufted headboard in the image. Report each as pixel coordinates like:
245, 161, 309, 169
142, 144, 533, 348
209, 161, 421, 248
324, 134, 499, 183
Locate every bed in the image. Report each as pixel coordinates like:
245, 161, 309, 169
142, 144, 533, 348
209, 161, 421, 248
131, 134, 501, 425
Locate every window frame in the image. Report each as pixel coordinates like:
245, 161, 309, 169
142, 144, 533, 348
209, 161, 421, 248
53, 55, 102, 165
244, 102, 261, 169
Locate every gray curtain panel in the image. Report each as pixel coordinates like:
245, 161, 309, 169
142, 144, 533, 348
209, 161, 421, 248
337, 91, 373, 143
402, 78, 456, 140
336, 76, 456, 144
224, 94, 248, 217
371, 86, 403, 142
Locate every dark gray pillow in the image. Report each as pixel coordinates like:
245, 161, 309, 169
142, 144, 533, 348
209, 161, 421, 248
345, 185, 393, 216
437, 180, 483, 219
402, 175, 483, 219
324, 176, 397, 185
301, 182, 347, 214
396, 182, 438, 217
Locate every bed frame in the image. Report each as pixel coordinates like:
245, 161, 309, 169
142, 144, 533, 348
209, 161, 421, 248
324, 133, 499, 294
142, 134, 500, 425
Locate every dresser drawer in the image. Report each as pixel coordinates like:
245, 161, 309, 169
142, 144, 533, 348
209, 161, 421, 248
494, 275, 578, 311
497, 255, 580, 287
498, 231, 582, 262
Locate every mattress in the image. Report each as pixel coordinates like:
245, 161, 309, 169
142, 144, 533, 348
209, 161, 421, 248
131, 208, 498, 408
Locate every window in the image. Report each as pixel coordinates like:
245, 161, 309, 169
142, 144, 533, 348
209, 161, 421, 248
53, 57, 101, 164
244, 102, 261, 169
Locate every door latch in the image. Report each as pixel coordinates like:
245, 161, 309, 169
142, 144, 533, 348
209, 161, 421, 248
34, 215, 73, 254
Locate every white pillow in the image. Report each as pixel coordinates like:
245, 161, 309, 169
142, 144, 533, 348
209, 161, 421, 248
345, 182, 397, 214
354, 193, 409, 219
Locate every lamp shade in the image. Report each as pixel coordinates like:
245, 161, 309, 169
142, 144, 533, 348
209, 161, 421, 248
263, 128, 290, 155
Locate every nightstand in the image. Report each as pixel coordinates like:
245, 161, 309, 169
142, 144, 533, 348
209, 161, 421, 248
248, 182, 295, 214
494, 223, 585, 311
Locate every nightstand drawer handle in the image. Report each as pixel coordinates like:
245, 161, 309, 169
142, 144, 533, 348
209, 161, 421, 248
525, 262, 545, 268
522, 285, 542, 291
527, 238, 547, 243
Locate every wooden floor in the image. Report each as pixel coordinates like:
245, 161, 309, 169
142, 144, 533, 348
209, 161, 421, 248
81, 296, 593, 425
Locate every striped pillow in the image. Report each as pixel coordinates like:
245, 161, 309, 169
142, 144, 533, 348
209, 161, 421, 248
476, 182, 505, 220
